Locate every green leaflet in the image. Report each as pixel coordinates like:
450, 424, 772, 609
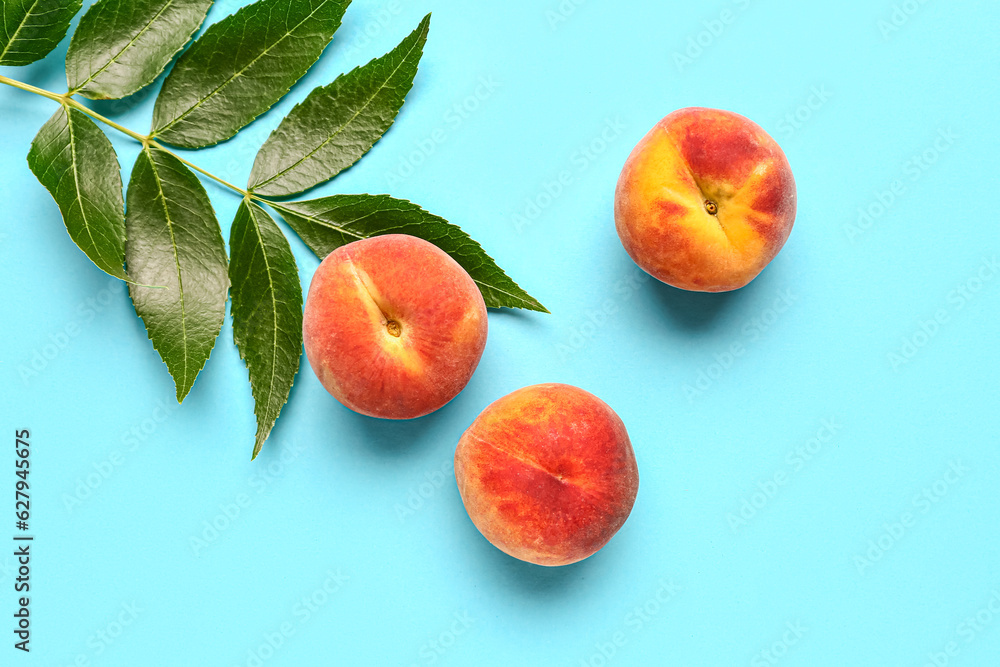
151, 0, 350, 148
0, 0, 81, 66
269, 195, 548, 313
26, 105, 127, 280
66, 0, 213, 100
248, 14, 430, 197
126, 145, 229, 402
229, 200, 303, 459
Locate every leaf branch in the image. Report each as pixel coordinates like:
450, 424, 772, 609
1, 73, 250, 196
2, 0, 547, 460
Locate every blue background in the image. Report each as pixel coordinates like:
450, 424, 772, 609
2, 0, 999, 665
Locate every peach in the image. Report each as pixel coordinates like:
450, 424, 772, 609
454, 384, 638, 566
615, 107, 797, 292
302, 234, 487, 419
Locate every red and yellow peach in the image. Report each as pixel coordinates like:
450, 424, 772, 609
454, 383, 639, 566
615, 107, 797, 292
303, 234, 488, 419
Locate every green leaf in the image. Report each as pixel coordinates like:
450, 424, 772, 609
66, 0, 213, 100
26, 105, 127, 280
248, 14, 429, 197
270, 195, 548, 312
229, 200, 302, 459
0, 0, 81, 66
125, 145, 229, 402
151, 0, 350, 148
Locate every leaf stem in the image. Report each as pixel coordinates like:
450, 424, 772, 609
0, 73, 65, 102
63, 97, 150, 144
0, 74, 248, 197
155, 145, 248, 196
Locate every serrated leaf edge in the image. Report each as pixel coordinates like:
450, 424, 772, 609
130, 146, 226, 402
28, 104, 128, 280
248, 14, 429, 195
268, 196, 549, 313
232, 200, 301, 459
68, 0, 200, 99
68, 106, 123, 278
0, 1, 38, 62
0, 0, 80, 65
152, 0, 345, 142
149, 146, 194, 398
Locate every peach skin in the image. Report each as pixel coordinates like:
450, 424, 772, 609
302, 234, 488, 419
615, 107, 797, 291
454, 384, 639, 566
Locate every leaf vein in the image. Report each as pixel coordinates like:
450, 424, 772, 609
154, 0, 336, 137
70, 0, 177, 94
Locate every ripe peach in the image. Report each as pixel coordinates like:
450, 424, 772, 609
302, 234, 487, 419
454, 384, 638, 566
615, 107, 797, 292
